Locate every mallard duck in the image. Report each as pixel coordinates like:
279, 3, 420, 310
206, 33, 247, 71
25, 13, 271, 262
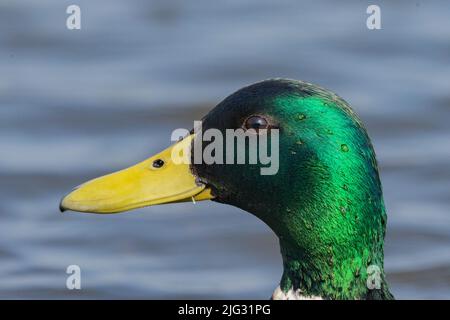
60, 79, 394, 300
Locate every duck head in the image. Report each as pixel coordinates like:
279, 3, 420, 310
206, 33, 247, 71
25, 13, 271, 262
60, 79, 393, 299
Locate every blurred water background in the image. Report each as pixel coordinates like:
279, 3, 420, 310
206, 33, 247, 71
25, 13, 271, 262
0, 0, 449, 299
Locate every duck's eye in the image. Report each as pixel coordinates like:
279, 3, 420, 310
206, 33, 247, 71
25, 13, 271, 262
152, 159, 165, 168
244, 116, 268, 131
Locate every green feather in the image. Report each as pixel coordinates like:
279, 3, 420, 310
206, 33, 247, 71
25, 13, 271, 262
193, 79, 394, 299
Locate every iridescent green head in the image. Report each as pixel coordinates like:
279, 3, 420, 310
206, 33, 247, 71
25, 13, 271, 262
193, 79, 393, 299
60, 78, 393, 299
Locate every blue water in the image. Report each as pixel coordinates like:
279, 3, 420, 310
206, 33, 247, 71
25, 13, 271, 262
0, 0, 449, 299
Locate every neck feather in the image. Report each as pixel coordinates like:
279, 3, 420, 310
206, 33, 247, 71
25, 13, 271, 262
268, 96, 394, 299
277, 240, 393, 300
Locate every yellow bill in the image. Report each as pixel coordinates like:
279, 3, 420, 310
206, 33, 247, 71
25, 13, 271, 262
60, 134, 213, 214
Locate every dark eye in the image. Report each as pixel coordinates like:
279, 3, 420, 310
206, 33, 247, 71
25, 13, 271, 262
152, 159, 165, 168
244, 116, 268, 131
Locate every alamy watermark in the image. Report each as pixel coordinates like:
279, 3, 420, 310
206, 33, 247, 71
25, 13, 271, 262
66, 5, 81, 30
366, 5, 381, 30
366, 265, 382, 289
66, 264, 81, 290
170, 121, 279, 176
65, 5, 381, 31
